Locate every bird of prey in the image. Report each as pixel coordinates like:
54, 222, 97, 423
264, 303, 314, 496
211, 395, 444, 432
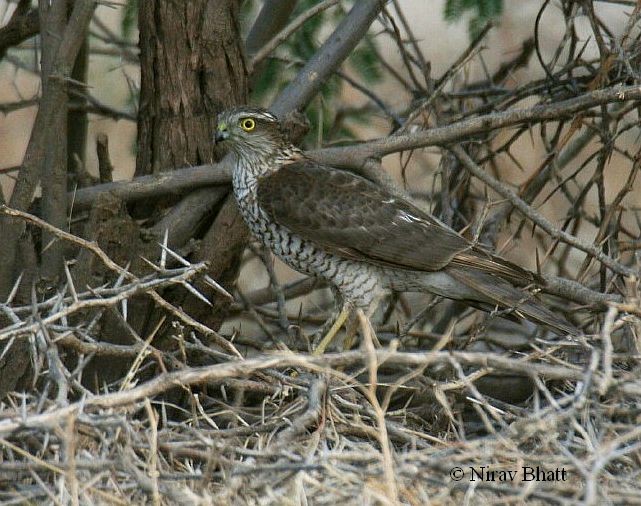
215, 107, 576, 350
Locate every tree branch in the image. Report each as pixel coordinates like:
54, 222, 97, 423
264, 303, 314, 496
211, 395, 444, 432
270, 0, 385, 116
450, 145, 636, 277
0, 0, 96, 297
316, 84, 641, 166
39, 0, 69, 280
542, 274, 621, 306
0, 205, 241, 357
250, 0, 339, 71
0, 348, 610, 435
0, 1, 39, 61
70, 84, 641, 210
71, 162, 232, 211
245, 0, 299, 59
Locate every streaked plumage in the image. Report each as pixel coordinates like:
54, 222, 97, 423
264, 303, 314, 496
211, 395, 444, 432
215, 107, 576, 336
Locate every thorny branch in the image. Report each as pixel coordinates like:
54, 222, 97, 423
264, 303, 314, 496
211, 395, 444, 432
0, 346, 632, 436
70, 84, 641, 203
0, 0, 96, 297
2, 2, 641, 503
0, 205, 241, 357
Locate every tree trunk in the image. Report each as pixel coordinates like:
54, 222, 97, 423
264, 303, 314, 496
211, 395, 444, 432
80, 0, 251, 398
136, 0, 247, 177
77, 1, 249, 387
133, 0, 248, 335
39, 0, 68, 281
67, 37, 89, 190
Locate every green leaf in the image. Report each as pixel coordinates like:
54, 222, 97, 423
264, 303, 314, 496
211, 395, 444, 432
444, 0, 465, 21
443, 0, 504, 39
121, 0, 138, 39
247, 0, 382, 145
349, 39, 382, 84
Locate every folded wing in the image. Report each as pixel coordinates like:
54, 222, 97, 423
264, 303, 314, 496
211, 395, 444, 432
257, 161, 535, 285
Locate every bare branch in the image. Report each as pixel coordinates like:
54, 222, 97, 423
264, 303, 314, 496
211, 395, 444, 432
250, 0, 340, 71
95, 134, 114, 184
39, 0, 70, 280
0, 0, 96, 297
245, 0, 299, 59
70, 162, 232, 211
0, 348, 606, 435
450, 145, 636, 278
0, 205, 241, 357
271, 0, 385, 116
317, 84, 641, 165
70, 84, 641, 210
0, 1, 39, 61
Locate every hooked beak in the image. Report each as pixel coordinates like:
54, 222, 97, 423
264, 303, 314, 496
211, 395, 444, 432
215, 123, 229, 143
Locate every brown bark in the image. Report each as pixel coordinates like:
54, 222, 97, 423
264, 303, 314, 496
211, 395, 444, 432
76, 0, 248, 394
136, 0, 247, 177
0, 1, 94, 397
189, 195, 251, 332
0, 0, 95, 298
74, 193, 157, 388
245, 0, 298, 58
67, 38, 89, 190
39, 0, 68, 281
130, 0, 248, 342
0, 0, 39, 61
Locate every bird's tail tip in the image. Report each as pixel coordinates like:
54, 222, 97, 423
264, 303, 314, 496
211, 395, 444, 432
449, 267, 579, 337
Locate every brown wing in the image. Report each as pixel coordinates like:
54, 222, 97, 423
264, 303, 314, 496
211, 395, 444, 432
257, 161, 536, 284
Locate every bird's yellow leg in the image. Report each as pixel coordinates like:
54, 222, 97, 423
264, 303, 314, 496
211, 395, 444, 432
313, 306, 350, 355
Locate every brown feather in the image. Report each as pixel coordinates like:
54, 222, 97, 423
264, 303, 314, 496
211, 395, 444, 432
447, 266, 575, 335
252, 157, 575, 335
258, 162, 469, 270
451, 250, 540, 286
257, 161, 537, 287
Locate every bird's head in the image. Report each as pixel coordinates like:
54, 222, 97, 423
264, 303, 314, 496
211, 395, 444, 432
215, 107, 288, 162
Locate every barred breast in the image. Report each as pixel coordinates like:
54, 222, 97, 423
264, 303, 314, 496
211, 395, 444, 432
233, 170, 383, 309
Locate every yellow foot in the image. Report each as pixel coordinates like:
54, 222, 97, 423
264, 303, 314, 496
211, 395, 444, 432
313, 306, 350, 355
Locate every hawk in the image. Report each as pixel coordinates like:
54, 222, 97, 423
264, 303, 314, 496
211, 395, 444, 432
215, 107, 576, 350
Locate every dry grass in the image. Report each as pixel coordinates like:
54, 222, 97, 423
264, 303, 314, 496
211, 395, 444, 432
0, 244, 639, 505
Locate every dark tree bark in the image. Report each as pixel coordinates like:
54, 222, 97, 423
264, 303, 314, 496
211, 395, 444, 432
245, 0, 298, 59
0, 0, 39, 62
136, 0, 247, 177
76, 0, 251, 397
187, 195, 251, 333
135, 0, 250, 329
39, 0, 68, 281
67, 38, 89, 190
0, 0, 95, 396
0, 0, 95, 298
131, 0, 249, 337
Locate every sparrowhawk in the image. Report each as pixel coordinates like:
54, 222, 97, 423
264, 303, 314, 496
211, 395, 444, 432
215, 107, 576, 347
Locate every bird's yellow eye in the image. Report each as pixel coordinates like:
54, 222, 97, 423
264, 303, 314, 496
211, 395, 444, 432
240, 118, 256, 131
